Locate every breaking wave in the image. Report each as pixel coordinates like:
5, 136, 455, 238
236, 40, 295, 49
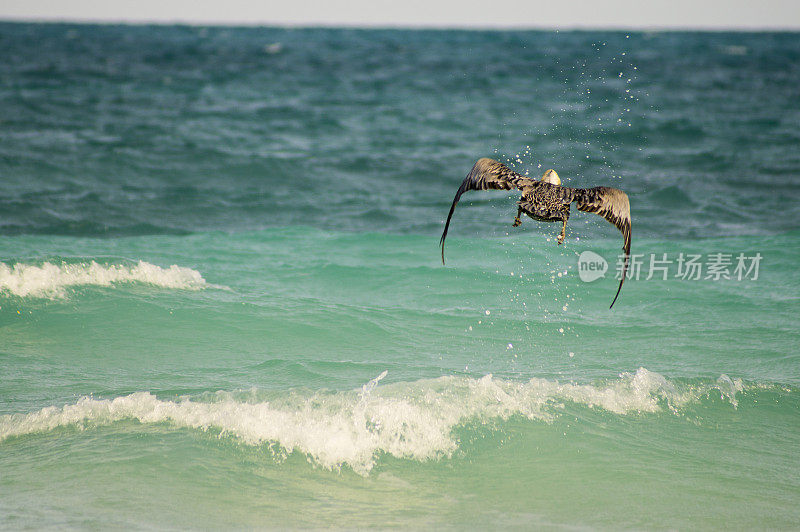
0, 260, 207, 298
0, 369, 744, 475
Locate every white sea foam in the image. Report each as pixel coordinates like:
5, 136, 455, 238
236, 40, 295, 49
0, 260, 207, 298
0, 368, 742, 475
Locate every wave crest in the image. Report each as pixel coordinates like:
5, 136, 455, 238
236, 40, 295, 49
0, 369, 743, 474
0, 260, 207, 298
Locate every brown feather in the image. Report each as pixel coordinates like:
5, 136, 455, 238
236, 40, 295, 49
573, 187, 631, 308
440, 158, 536, 264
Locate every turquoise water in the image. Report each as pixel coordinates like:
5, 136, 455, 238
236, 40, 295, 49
1, 23, 799, 529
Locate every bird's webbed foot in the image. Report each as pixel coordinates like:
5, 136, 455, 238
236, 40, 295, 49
512, 206, 523, 227
557, 217, 567, 245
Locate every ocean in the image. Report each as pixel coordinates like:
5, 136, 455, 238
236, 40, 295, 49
1, 22, 799, 529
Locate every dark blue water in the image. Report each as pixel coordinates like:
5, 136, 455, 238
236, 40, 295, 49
2, 24, 799, 238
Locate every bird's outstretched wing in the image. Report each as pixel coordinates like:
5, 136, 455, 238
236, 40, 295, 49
440, 158, 536, 264
572, 186, 632, 308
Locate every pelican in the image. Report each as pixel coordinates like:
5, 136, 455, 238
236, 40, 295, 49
440, 158, 632, 308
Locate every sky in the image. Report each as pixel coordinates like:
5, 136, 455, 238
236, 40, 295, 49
1, 0, 799, 30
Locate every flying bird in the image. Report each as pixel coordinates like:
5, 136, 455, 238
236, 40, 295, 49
440, 158, 632, 308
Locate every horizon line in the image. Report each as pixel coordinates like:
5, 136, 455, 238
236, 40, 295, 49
2, 16, 799, 33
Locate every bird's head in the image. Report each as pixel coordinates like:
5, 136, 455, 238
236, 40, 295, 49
541, 169, 561, 186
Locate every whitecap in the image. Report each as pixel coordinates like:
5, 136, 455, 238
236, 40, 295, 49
0, 260, 207, 299
0, 369, 743, 475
